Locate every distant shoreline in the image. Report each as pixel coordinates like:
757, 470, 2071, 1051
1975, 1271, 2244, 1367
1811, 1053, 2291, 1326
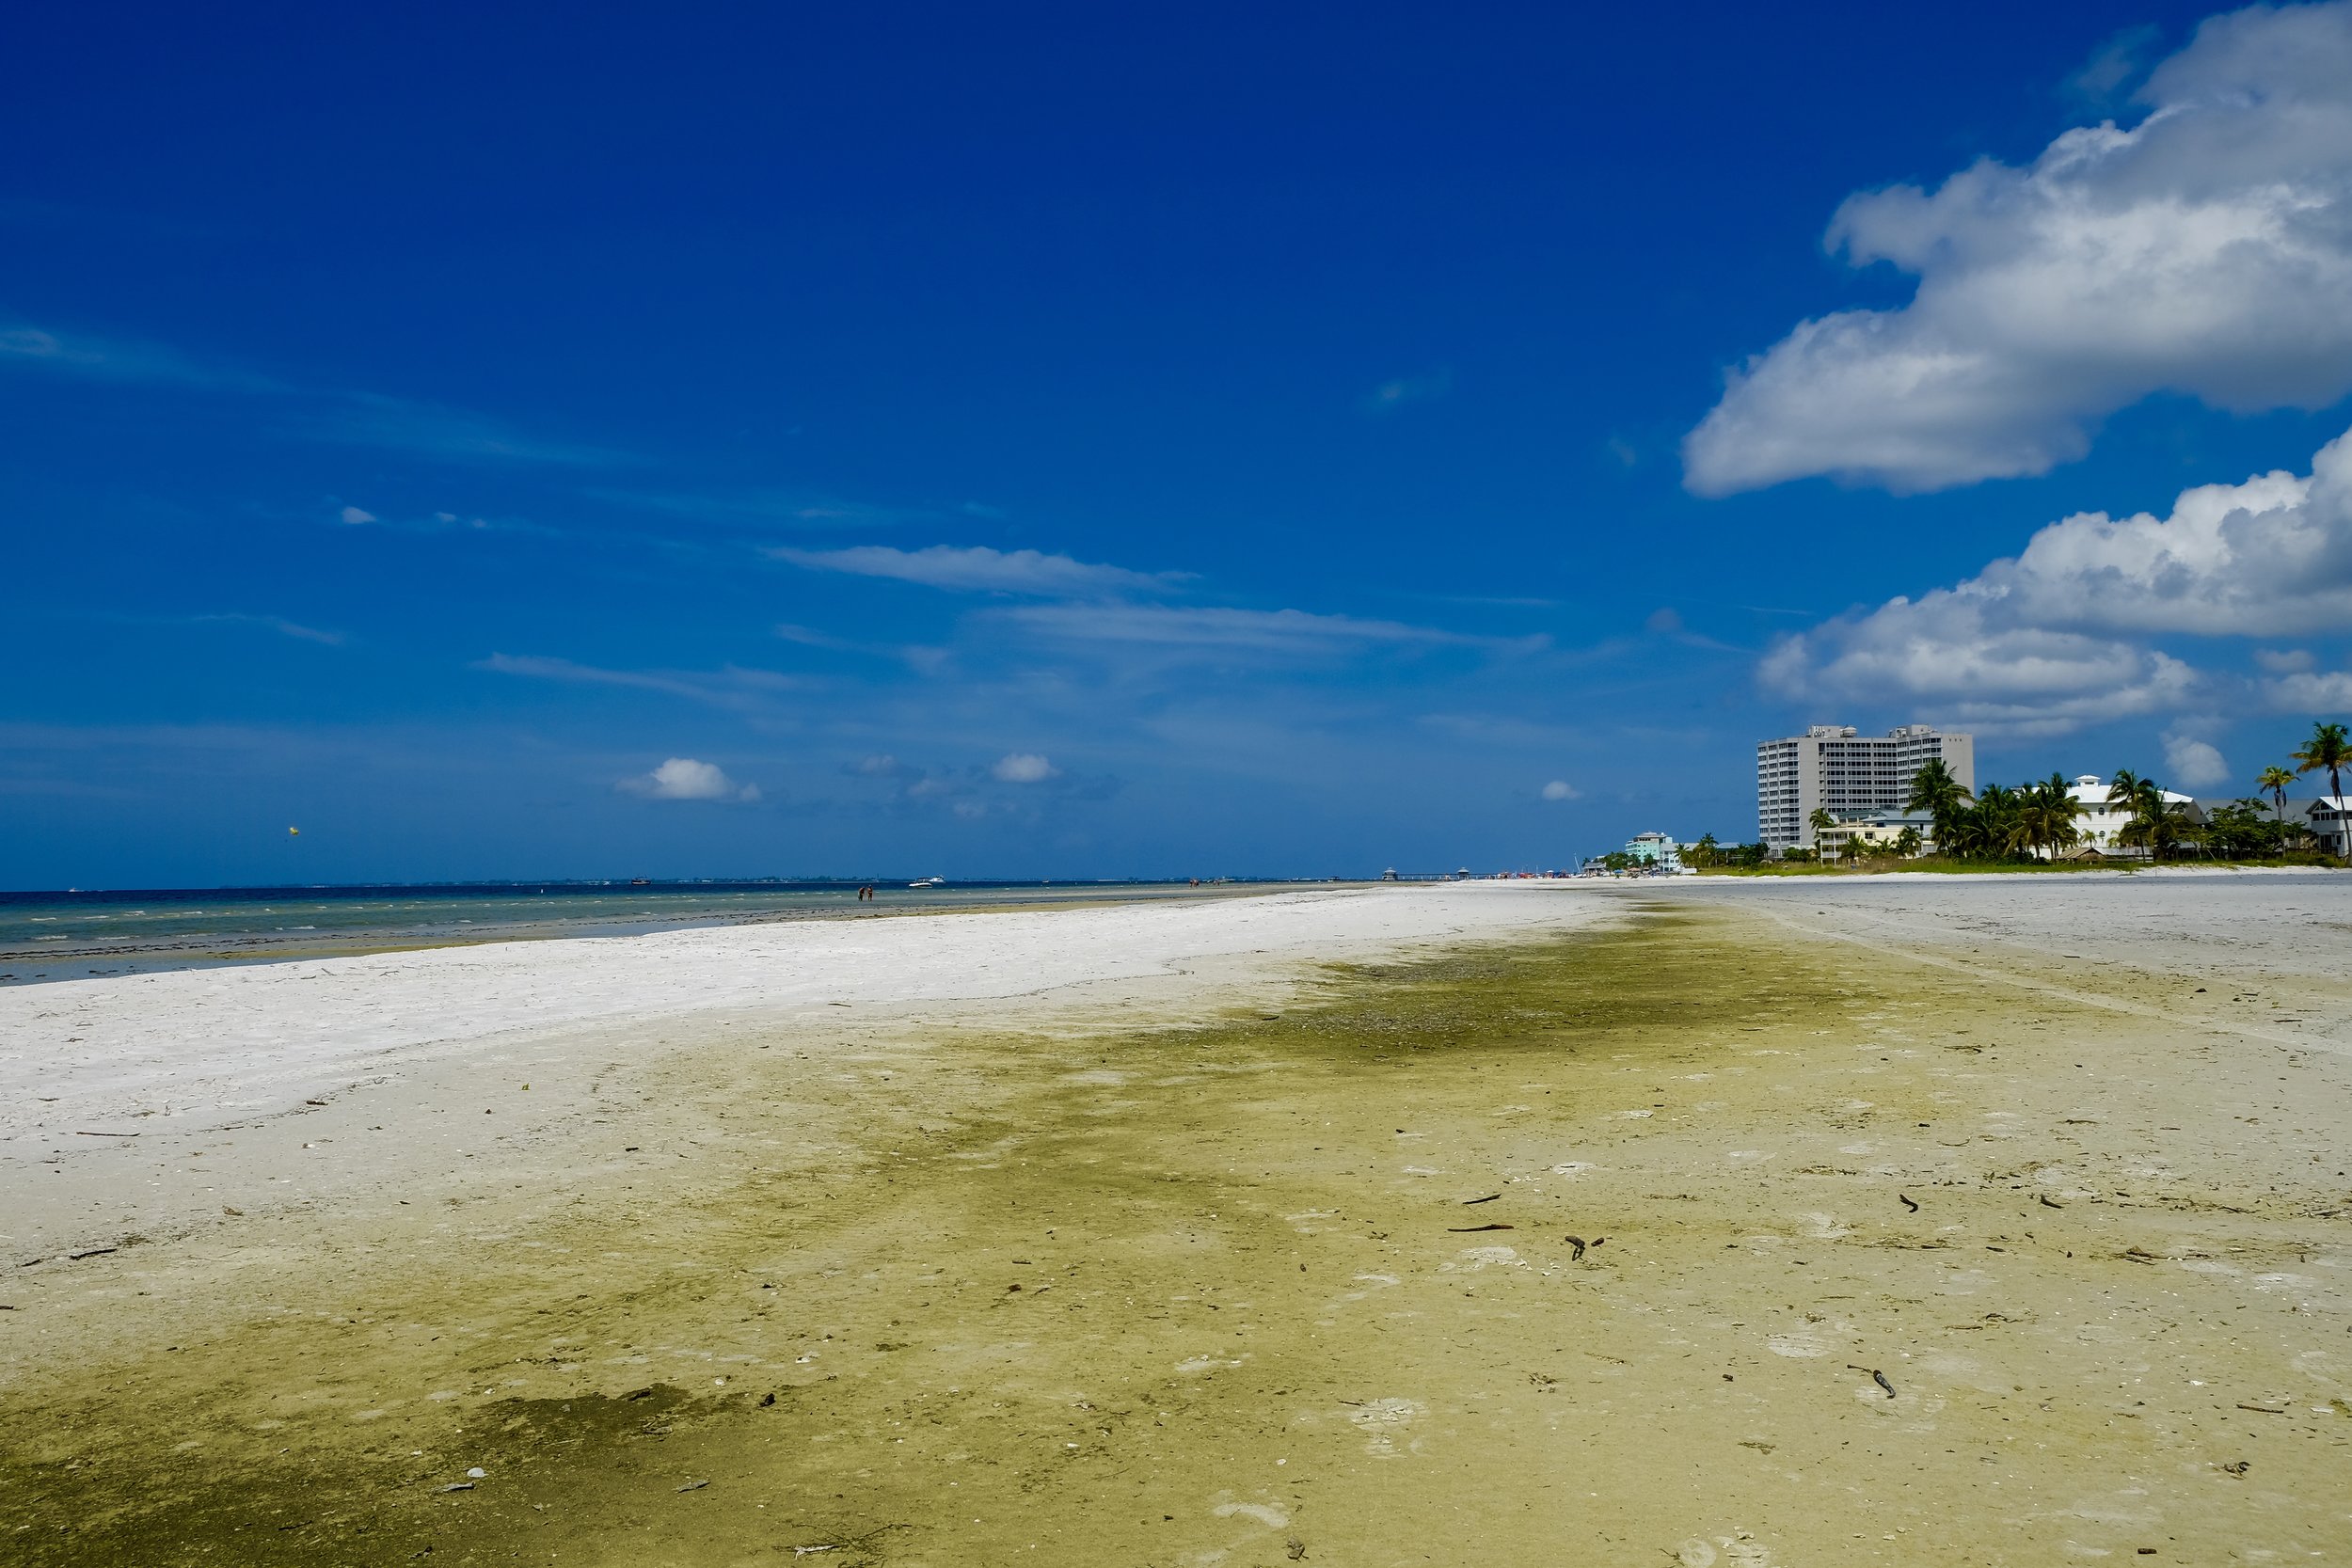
0, 878, 1346, 987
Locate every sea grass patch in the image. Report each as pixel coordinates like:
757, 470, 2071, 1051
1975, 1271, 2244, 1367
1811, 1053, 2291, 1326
9, 905, 2348, 1566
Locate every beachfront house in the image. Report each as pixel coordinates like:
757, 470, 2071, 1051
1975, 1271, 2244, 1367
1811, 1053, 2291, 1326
2064, 774, 2195, 858
1814, 808, 1934, 859
1625, 832, 1682, 872
2188, 794, 2342, 853
1581, 832, 1688, 876
2311, 797, 2351, 858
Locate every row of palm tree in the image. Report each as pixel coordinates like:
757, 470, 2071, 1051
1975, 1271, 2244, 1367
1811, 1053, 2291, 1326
1879, 720, 2351, 864
1890, 766, 2094, 861
2276, 720, 2349, 861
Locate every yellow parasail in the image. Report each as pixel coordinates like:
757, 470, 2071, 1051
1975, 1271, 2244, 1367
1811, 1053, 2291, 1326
288, 826, 300, 836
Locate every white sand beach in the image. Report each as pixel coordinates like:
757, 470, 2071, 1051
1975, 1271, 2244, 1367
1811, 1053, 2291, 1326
6, 874, 2351, 1567
2, 885, 1619, 1260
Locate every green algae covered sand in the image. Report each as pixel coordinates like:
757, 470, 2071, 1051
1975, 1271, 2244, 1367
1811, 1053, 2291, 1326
8, 904, 2351, 1566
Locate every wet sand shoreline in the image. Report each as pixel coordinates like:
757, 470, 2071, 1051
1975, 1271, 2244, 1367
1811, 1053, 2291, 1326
0, 880, 1318, 988
5, 880, 2350, 1565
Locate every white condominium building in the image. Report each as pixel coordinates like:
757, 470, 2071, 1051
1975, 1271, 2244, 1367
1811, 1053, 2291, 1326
1756, 723, 1976, 850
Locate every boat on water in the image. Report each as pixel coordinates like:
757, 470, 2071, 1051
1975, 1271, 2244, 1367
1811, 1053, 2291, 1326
907, 876, 946, 888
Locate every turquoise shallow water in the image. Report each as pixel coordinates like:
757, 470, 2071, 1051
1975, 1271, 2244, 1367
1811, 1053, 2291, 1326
0, 879, 1313, 985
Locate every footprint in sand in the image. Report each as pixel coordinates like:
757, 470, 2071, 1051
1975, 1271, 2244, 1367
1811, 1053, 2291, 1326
1765, 1332, 1828, 1358
1347, 1397, 1425, 1458
1676, 1532, 1776, 1566
1441, 1246, 1525, 1273
1210, 1496, 1290, 1529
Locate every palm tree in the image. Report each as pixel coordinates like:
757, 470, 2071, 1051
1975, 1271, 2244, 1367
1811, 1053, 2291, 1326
2108, 774, 2186, 861
1904, 759, 1972, 856
1972, 782, 2026, 861
2105, 768, 2166, 859
1807, 805, 1836, 845
2296, 721, 2352, 800
2018, 772, 2082, 860
2293, 721, 2352, 860
2256, 764, 2296, 827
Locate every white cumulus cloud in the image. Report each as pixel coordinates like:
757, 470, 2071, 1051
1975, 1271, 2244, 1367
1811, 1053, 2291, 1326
2268, 669, 2352, 708
1686, 2, 2352, 495
618, 757, 760, 801
991, 752, 1056, 783
1540, 780, 1580, 801
1761, 419, 2352, 733
2163, 731, 2232, 787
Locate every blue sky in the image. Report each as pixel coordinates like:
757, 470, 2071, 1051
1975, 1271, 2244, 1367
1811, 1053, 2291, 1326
7, 1, 2352, 886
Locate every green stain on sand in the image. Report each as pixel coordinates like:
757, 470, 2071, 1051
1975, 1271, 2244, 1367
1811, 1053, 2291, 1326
4, 906, 1881, 1566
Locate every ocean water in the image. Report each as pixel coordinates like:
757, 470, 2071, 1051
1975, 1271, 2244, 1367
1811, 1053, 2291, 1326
0, 879, 1312, 985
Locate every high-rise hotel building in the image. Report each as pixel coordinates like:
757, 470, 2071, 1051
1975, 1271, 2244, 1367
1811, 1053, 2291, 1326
1756, 724, 1974, 851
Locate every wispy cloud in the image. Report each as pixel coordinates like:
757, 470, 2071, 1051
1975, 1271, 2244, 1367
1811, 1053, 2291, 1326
1643, 606, 1746, 654
1, 318, 618, 466
478, 653, 808, 711
1364, 368, 1454, 413
2065, 22, 2163, 109
332, 503, 554, 537
191, 612, 346, 646
292, 392, 620, 466
1004, 602, 1541, 657
771, 544, 1186, 597
773, 622, 860, 651
597, 488, 935, 529
1, 322, 278, 390
480, 654, 712, 700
